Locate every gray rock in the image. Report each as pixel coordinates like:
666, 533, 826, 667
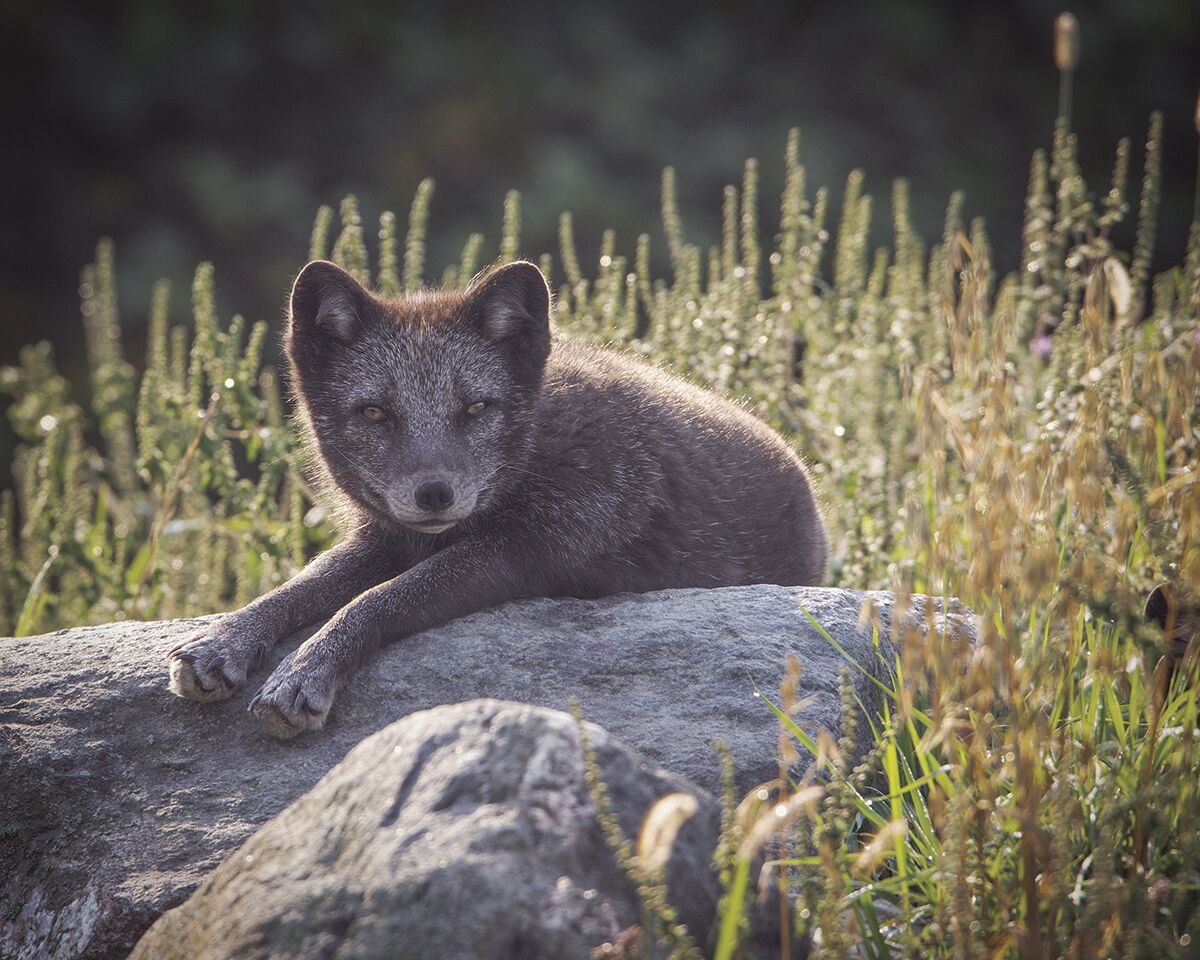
0, 585, 971, 959
129, 699, 725, 960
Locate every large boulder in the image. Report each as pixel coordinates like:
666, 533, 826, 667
130, 699, 726, 960
0, 585, 971, 959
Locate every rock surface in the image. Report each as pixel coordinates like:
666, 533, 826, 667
0, 585, 970, 959
130, 700, 725, 960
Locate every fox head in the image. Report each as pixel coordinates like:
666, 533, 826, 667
285, 259, 552, 534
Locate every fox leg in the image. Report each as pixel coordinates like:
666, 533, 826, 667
168, 534, 408, 703
248, 534, 532, 738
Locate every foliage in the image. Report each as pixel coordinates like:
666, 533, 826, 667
3, 100, 1199, 959
0, 239, 325, 631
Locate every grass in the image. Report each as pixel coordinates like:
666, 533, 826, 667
2, 47, 1199, 960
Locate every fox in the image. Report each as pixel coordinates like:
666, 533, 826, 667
167, 259, 827, 738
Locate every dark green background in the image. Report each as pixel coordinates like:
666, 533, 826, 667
1, 0, 1198, 376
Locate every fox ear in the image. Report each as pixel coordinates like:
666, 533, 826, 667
466, 261, 551, 365
289, 261, 378, 343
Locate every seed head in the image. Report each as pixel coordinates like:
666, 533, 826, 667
636, 792, 699, 874
1055, 13, 1080, 73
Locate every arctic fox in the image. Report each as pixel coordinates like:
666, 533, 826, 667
168, 260, 827, 738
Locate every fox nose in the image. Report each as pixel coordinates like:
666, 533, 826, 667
415, 480, 455, 513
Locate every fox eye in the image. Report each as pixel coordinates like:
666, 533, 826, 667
465, 401, 488, 416
360, 405, 387, 423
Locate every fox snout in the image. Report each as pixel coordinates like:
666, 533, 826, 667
384, 474, 479, 532
415, 480, 455, 512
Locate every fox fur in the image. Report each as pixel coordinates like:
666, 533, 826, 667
168, 259, 827, 738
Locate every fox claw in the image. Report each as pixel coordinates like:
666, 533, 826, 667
166, 622, 258, 703
249, 654, 335, 740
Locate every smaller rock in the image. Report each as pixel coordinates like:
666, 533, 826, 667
130, 700, 728, 960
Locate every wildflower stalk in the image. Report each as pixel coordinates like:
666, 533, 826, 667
309, 205, 333, 262
1054, 13, 1079, 129
569, 700, 702, 960
1194, 91, 1200, 228
500, 190, 521, 264
403, 178, 434, 292
376, 211, 399, 296
1131, 112, 1164, 320
332, 196, 369, 286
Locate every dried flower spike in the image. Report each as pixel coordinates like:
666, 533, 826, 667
1055, 13, 1080, 72
637, 792, 699, 874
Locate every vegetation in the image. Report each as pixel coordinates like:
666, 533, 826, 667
2, 33, 1198, 959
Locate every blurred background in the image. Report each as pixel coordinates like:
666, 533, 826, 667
1, 0, 1197, 381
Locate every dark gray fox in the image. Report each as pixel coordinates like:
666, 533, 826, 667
168, 259, 827, 738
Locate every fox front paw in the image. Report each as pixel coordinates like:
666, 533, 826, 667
247, 654, 337, 740
167, 620, 263, 703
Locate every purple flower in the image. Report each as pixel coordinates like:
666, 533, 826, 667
1031, 334, 1053, 359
